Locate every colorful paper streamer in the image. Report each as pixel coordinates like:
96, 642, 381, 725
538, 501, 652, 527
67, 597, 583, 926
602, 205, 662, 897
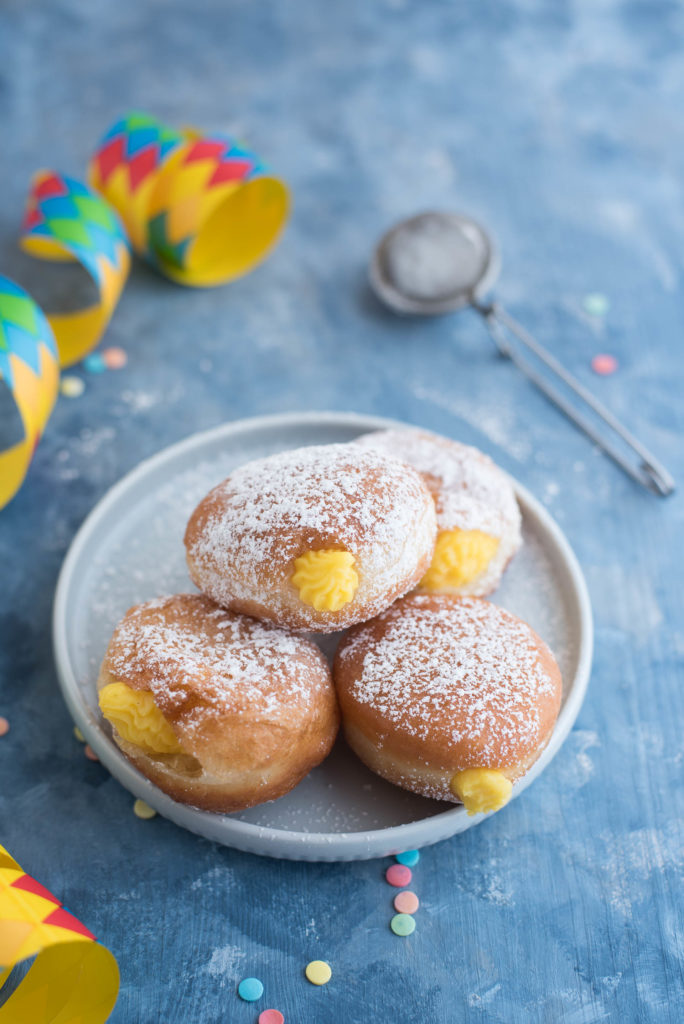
0, 174, 130, 509
0, 845, 119, 1023
20, 171, 131, 368
89, 111, 290, 286
0, 278, 60, 509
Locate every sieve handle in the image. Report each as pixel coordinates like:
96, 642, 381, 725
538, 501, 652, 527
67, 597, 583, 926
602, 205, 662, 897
474, 299, 675, 497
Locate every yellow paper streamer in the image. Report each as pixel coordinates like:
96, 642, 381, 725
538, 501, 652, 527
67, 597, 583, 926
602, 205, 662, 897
0, 845, 119, 1023
0, 277, 60, 509
20, 171, 131, 367
0, 172, 131, 509
89, 111, 289, 286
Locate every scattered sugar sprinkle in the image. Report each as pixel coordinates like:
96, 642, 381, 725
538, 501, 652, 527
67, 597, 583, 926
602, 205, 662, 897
305, 960, 332, 986
133, 798, 157, 820
394, 890, 419, 914
60, 375, 85, 398
395, 850, 420, 867
83, 352, 106, 374
386, 864, 412, 888
583, 293, 610, 317
591, 354, 618, 376
390, 912, 416, 936
103, 346, 127, 369
237, 977, 264, 1002
259, 1011, 285, 1024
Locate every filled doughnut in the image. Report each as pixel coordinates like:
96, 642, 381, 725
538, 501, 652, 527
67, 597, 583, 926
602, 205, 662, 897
184, 443, 437, 632
356, 428, 521, 596
334, 593, 562, 815
97, 594, 339, 812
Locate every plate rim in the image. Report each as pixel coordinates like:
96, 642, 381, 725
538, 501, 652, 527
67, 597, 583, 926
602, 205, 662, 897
52, 411, 593, 860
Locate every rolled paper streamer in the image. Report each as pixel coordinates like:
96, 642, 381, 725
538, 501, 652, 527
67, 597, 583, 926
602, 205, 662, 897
20, 171, 131, 368
0, 277, 59, 510
0, 845, 119, 1023
89, 111, 290, 287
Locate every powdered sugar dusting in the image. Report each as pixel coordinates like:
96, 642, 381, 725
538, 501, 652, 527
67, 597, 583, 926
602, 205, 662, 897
186, 443, 436, 627
356, 428, 522, 596
340, 595, 559, 762
68, 418, 581, 835
356, 428, 520, 538
105, 594, 330, 741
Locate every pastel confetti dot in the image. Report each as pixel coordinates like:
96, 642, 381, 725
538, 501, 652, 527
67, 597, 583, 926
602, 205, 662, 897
84, 744, 99, 762
238, 977, 264, 1002
305, 960, 332, 986
83, 353, 106, 374
133, 798, 157, 820
0, 717, 9, 737
395, 850, 420, 867
259, 1011, 285, 1024
591, 354, 618, 376
73, 726, 85, 743
103, 346, 127, 369
391, 913, 416, 937
393, 890, 419, 915
60, 375, 85, 398
583, 292, 610, 317
385, 864, 412, 887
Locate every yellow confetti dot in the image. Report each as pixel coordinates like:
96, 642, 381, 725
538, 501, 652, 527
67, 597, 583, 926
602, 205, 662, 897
305, 960, 332, 986
133, 798, 157, 820
60, 375, 85, 398
73, 726, 85, 743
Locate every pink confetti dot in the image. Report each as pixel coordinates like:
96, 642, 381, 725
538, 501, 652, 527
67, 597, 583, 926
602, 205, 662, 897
385, 864, 412, 887
0, 717, 9, 737
103, 346, 128, 369
84, 744, 99, 762
259, 1011, 285, 1024
393, 890, 419, 914
591, 354, 618, 376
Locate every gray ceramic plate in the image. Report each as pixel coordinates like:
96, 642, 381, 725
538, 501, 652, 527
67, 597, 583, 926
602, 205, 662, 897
53, 412, 593, 861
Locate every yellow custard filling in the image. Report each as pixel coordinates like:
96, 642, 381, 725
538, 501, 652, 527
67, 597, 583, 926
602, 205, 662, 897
291, 549, 359, 611
99, 681, 182, 755
420, 528, 499, 591
450, 768, 513, 815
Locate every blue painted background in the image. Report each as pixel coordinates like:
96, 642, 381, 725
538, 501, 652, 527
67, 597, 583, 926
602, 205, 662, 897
1, 1, 683, 1021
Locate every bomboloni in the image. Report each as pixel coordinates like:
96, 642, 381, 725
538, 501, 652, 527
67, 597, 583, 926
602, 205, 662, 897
184, 443, 437, 632
334, 593, 562, 815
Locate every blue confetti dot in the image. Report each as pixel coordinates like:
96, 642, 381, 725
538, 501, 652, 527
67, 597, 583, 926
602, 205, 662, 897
83, 353, 106, 374
238, 977, 264, 1002
395, 850, 420, 867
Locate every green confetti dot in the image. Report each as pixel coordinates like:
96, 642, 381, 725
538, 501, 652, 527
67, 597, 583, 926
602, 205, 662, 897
391, 913, 416, 937
583, 293, 610, 317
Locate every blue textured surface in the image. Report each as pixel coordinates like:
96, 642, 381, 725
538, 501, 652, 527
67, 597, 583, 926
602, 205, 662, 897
1, 2, 683, 1022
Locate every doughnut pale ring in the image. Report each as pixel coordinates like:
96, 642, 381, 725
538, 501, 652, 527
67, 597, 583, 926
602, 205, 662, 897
184, 443, 437, 632
98, 594, 339, 812
334, 593, 562, 815
356, 428, 521, 596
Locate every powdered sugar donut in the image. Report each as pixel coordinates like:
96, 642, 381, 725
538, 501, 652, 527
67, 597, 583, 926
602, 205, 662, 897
97, 594, 338, 812
356, 428, 521, 596
334, 593, 561, 815
184, 443, 437, 632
